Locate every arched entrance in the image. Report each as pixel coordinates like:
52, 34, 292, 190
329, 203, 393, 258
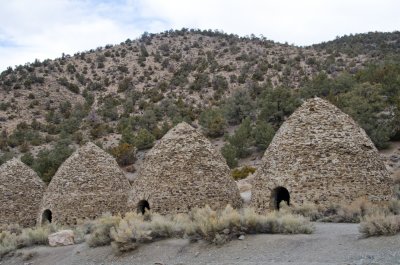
137, 200, 150, 214
41, 209, 52, 224
271, 186, 290, 210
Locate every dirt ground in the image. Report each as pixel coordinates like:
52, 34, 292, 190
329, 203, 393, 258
3, 223, 400, 265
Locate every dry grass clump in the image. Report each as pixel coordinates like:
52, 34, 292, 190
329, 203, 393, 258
388, 199, 400, 215
190, 206, 313, 245
289, 198, 395, 223
86, 213, 122, 247
392, 173, 400, 200
359, 214, 400, 237
93, 205, 314, 254
0, 231, 17, 258
231, 166, 256, 180
319, 199, 378, 223
0, 223, 59, 258
289, 203, 323, 221
110, 211, 190, 253
0, 224, 23, 235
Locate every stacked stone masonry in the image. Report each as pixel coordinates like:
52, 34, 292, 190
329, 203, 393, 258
38, 142, 131, 225
250, 97, 393, 212
0, 159, 45, 227
129, 122, 242, 214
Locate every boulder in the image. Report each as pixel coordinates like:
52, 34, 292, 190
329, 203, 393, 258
48, 230, 75, 247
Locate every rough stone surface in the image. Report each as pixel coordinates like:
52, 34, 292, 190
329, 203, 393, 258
129, 122, 242, 214
38, 142, 131, 225
48, 230, 75, 246
0, 159, 45, 227
251, 97, 393, 212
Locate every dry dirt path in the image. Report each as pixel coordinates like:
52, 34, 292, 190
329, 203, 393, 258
3, 223, 400, 265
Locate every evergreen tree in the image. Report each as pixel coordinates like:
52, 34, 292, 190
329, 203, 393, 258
199, 108, 226, 137
253, 121, 275, 150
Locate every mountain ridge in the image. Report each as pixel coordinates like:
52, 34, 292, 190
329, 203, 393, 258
0, 28, 399, 182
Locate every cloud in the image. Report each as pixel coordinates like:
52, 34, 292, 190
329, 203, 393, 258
0, 0, 399, 71
0, 0, 166, 70
141, 0, 400, 44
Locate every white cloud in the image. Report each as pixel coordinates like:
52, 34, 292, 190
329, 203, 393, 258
0, 0, 399, 71
141, 0, 400, 44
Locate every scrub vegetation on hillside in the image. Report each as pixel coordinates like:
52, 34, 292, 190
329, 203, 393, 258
0, 29, 400, 182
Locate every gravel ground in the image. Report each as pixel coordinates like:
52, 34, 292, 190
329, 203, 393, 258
3, 223, 400, 265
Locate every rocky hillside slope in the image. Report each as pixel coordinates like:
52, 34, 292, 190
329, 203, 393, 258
0, 29, 399, 182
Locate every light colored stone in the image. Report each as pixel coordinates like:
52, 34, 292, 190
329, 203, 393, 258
0, 159, 45, 227
238, 235, 245, 240
38, 142, 131, 225
48, 230, 75, 247
240, 191, 252, 204
251, 97, 393, 212
129, 122, 242, 214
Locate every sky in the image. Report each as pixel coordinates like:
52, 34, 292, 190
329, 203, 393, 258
0, 0, 399, 71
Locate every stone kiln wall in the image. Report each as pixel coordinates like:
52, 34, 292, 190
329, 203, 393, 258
38, 143, 131, 225
251, 97, 393, 213
129, 122, 242, 214
0, 159, 45, 227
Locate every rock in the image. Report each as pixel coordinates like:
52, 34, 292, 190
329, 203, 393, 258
48, 230, 75, 247
238, 235, 245, 240
222, 228, 230, 235
240, 191, 252, 204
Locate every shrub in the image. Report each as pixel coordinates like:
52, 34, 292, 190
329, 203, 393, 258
289, 199, 390, 223
190, 73, 209, 91
0, 231, 17, 258
212, 75, 228, 92
388, 199, 400, 215
221, 143, 238, 168
93, 206, 314, 253
199, 108, 226, 137
359, 214, 400, 237
16, 226, 51, 247
134, 128, 155, 150
86, 214, 122, 247
253, 121, 275, 150
109, 143, 136, 166
231, 165, 256, 180
89, 122, 109, 139
110, 212, 187, 253
225, 117, 253, 159
0, 223, 59, 258
118, 77, 133, 92
393, 173, 400, 199
57, 77, 80, 94
223, 89, 254, 125
31, 141, 74, 183
290, 203, 323, 222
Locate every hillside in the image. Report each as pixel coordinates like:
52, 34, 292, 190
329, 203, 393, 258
0, 29, 399, 182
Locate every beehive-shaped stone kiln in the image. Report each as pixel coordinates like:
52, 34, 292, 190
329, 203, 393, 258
251, 97, 393, 212
38, 142, 131, 225
129, 122, 242, 214
0, 159, 45, 227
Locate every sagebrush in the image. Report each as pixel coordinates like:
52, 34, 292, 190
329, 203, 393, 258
0, 223, 60, 258
86, 205, 314, 253
359, 214, 400, 237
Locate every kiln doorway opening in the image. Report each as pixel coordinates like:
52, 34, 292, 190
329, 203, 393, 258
271, 187, 290, 210
137, 200, 150, 214
41, 209, 52, 224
